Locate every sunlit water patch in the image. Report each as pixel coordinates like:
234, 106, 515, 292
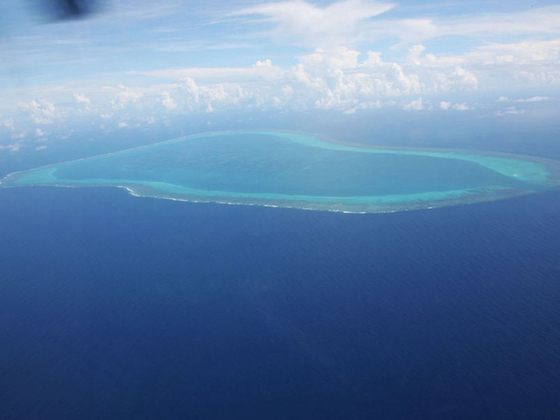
2, 130, 560, 213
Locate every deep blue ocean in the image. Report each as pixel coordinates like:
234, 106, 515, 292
1, 113, 560, 419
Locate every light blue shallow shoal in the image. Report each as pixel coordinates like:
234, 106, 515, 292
2, 130, 560, 213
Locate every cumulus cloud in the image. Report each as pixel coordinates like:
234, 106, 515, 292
404, 38, 559, 89
1, 1, 559, 128
452, 102, 471, 111
1, 39, 553, 124
403, 97, 424, 111
440, 101, 471, 111
112, 84, 143, 110
1, 118, 15, 131
464, 39, 560, 66
11, 132, 26, 140
73, 93, 91, 104
34, 128, 46, 137
159, 77, 249, 113
129, 47, 482, 114
408, 44, 427, 65
160, 91, 178, 111
0, 143, 22, 152
343, 100, 382, 114
18, 100, 57, 124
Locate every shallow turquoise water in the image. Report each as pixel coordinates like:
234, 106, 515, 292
2, 131, 560, 212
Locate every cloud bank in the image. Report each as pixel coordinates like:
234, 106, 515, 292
1, 0, 559, 148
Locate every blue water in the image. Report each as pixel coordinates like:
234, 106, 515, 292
2, 185, 560, 419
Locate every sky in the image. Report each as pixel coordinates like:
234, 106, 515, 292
0, 0, 559, 152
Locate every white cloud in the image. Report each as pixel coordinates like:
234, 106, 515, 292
230, 0, 395, 48
11, 132, 26, 140
2, 118, 15, 131
74, 93, 91, 104
128, 58, 286, 83
34, 128, 46, 137
343, 100, 382, 114
496, 106, 526, 116
255, 59, 273, 68
228, 2, 560, 50
452, 102, 471, 111
128, 47, 483, 114
408, 44, 427, 65
0, 37, 555, 122
35, 145, 48, 151
1, 1, 559, 127
497, 96, 509, 102
441, 6, 560, 39
112, 85, 143, 110
160, 91, 178, 111
160, 77, 249, 113
466, 39, 560, 66
449, 67, 478, 90
18, 100, 57, 124
0, 143, 21, 152
515, 96, 549, 102
394, 37, 558, 69
403, 97, 424, 111
440, 101, 471, 111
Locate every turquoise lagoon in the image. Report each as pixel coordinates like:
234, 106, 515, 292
2, 130, 560, 213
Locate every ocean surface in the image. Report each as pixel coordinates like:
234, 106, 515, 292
1, 115, 560, 419
2, 186, 560, 419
